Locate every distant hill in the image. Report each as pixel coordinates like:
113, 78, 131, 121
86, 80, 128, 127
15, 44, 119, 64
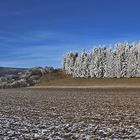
0, 67, 27, 76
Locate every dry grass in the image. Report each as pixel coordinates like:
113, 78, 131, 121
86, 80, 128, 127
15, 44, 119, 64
36, 70, 140, 87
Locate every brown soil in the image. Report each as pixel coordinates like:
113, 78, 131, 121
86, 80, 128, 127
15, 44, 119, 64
0, 88, 140, 139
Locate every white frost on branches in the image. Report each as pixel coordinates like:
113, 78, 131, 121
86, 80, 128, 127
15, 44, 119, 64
63, 41, 140, 78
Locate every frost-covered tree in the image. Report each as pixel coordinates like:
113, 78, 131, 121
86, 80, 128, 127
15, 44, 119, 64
80, 52, 91, 78
63, 52, 78, 75
63, 41, 140, 78
104, 48, 115, 78
136, 42, 140, 77
89, 49, 97, 78
88, 47, 107, 78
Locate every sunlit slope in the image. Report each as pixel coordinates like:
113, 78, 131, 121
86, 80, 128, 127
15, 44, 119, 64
36, 70, 140, 87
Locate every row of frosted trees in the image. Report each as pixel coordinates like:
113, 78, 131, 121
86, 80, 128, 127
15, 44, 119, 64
63, 42, 140, 78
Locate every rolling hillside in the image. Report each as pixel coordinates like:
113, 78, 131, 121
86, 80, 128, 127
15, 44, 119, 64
36, 69, 140, 87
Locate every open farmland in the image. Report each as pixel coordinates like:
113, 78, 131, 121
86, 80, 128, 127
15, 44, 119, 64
0, 88, 140, 139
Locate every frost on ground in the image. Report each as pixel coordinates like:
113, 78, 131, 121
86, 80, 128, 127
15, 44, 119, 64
0, 88, 140, 139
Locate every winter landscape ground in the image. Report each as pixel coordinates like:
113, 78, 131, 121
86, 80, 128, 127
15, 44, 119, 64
0, 88, 140, 139
0, 69, 140, 139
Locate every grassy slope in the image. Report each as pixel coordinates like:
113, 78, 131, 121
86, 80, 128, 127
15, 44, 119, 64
36, 70, 140, 87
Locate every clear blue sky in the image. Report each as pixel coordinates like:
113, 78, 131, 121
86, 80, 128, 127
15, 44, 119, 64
0, 0, 140, 68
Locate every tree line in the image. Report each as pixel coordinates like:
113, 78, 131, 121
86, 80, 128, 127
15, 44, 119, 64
63, 42, 140, 78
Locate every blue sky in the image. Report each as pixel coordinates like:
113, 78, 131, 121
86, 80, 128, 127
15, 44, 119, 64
0, 0, 140, 68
